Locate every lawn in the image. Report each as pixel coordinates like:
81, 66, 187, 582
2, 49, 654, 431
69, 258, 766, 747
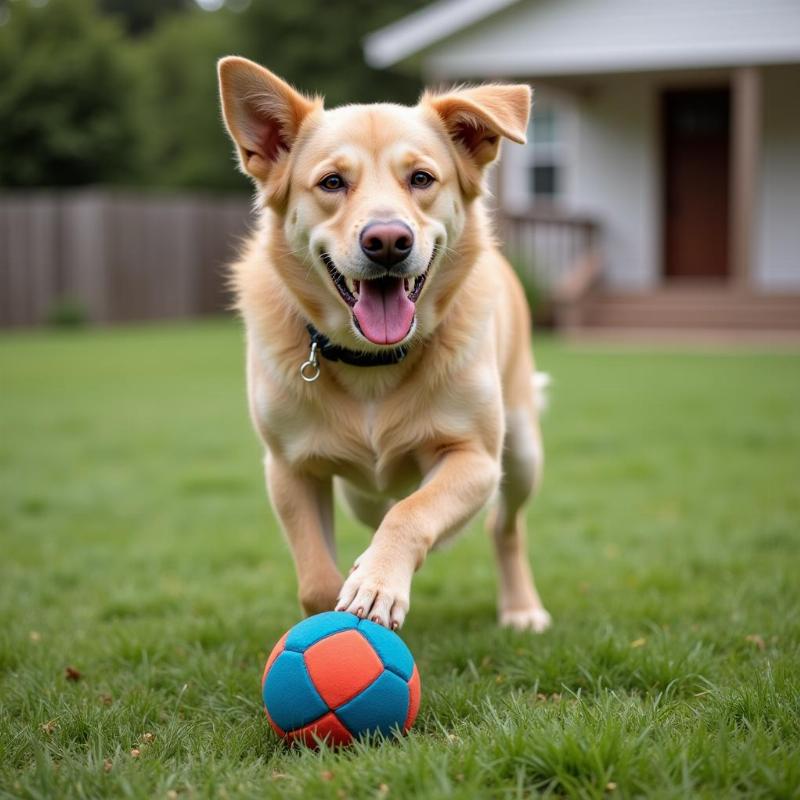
1, 319, 798, 799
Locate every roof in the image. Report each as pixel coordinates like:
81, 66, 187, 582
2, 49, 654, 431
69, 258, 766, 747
363, 0, 519, 70
365, 0, 800, 77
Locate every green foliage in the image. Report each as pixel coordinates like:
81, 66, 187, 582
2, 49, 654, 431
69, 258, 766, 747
130, 6, 246, 190
507, 253, 554, 326
45, 296, 89, 327
1, 320, 799, 797
0, 0, 432, 190
129, 0, 432, 190
98, 0, 193, 36
0, 0, 140, 187
235, 0, 431, 108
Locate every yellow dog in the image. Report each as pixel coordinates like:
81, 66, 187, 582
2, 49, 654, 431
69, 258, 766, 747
218, 57, 550, 632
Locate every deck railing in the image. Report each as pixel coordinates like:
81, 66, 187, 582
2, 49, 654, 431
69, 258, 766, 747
498, 209, 602, 327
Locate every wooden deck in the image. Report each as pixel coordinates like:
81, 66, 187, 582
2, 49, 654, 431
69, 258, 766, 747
572, 286, 800, 332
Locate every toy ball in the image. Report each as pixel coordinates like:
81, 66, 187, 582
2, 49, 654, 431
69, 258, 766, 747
261, 611, 421, 746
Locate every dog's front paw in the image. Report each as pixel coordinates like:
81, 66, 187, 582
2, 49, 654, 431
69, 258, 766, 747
335, 546, 413, 630
499, 606, 552, 633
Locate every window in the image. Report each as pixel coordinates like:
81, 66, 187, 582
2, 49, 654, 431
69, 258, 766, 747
529, 165, 557, 198
527, 106, 563, 203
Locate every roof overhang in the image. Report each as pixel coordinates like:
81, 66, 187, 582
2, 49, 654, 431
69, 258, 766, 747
423, 43, 800, 80
365, 0, 800, 79
364, 0, 520, 69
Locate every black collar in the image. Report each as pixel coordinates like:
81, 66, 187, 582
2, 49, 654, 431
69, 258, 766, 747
306, 323, 409, 368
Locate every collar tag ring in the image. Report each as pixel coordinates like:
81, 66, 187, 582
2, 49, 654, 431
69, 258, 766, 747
300, 341, 321, 382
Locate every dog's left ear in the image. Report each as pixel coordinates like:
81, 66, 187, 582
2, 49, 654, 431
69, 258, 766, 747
424, 84, 531, 195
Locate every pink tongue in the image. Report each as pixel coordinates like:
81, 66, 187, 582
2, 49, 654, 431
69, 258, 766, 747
353, 277, 415, 345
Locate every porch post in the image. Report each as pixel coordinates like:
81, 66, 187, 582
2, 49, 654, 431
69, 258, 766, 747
729, 66, 762, 289
492, 149, 505, 210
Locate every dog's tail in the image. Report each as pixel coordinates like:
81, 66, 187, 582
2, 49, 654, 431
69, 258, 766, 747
533, 371, 551, 413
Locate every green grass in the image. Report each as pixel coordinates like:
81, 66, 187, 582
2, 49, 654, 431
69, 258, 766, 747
1, 319, 799, 799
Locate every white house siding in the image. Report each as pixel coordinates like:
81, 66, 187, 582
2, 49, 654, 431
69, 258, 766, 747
501, 74, 660, 290
756, 65, 800, 292
500, 78, 657, 290
569, 75, 659, 290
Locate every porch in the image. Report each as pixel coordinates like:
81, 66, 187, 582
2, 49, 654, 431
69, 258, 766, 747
500, 209, 800, 334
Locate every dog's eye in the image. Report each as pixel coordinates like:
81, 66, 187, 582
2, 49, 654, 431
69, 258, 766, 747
318, 173, 346, 192
410, 170, 435, 189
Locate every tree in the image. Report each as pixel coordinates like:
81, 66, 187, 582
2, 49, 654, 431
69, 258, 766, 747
128, 0, 433, 191
130, 6, 247, 190
234, 0, 431, 108
0, 0, 435, 190
98, 0, 192, 36
0, 0, 140, 187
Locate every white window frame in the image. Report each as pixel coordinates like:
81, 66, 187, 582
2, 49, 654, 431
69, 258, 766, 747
527, 103, 566, 205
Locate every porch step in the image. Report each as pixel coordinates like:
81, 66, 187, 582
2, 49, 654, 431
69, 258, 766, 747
577, 289, 800, 330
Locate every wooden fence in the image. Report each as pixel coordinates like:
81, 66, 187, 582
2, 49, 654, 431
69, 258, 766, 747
0, 190, 252, 327
0, 191, 602, 329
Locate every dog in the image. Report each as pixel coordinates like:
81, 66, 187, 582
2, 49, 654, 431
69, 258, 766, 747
217, 56, 551, 633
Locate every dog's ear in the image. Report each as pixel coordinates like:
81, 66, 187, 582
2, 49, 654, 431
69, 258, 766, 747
424, 84, 531, 195
218, 57, 318, 191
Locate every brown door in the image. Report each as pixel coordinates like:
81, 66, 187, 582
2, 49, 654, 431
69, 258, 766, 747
662, 88, 730, 279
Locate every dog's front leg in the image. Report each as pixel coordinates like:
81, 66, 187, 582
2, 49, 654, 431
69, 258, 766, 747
266, 453, 343, 616
336, 447, 500, 629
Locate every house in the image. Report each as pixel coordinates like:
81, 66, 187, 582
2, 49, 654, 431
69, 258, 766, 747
365, 0, 800, 332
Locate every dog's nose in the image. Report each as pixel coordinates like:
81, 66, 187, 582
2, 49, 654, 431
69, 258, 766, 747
360, 221, 414, 268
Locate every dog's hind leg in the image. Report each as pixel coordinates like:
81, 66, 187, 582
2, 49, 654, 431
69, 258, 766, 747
266, 454, 343, 617
489, 406, 551, 632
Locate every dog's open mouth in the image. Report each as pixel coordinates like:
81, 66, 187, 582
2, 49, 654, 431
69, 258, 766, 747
321, 253, 430, 346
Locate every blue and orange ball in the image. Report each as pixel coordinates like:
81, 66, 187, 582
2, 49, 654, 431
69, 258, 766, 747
261, 611, 421, 746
